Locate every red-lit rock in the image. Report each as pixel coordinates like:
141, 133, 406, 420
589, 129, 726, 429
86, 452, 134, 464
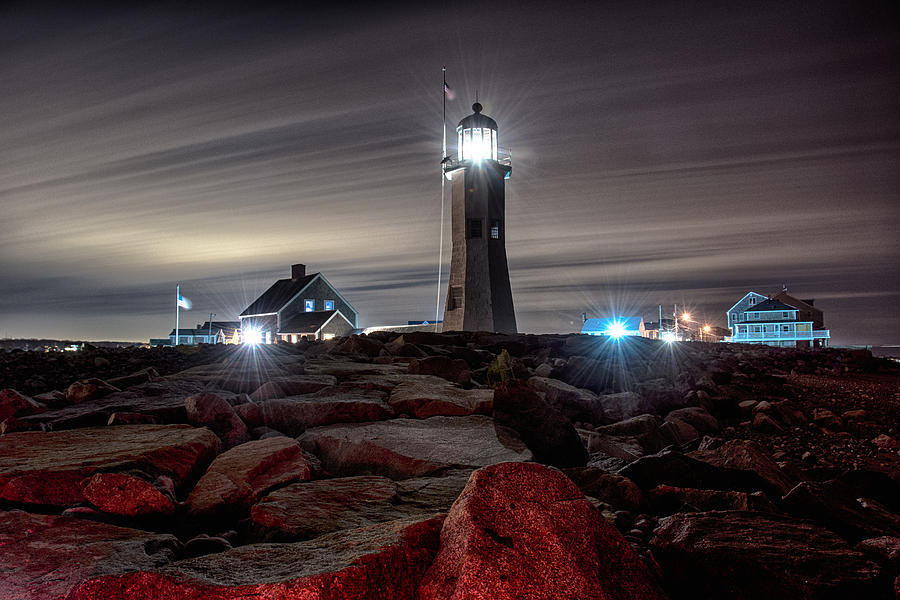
417, 462, 665, 600
186, 437, 313, 519
185, 392, 250, 448
82, 472, 175, 517
389, 379, 493, 418
70, 516, 444, 600
0, 509, 181, 600
298, 416, 532, 480
0, 424, 220, 507
650, 511, 885, 599
0, 388, 42, 421
249, 476, 403, 541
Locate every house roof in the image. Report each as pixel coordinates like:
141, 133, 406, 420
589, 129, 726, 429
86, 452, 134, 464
168, 328, 212, 336
726, 291, 766, 314
772, 291, 819, 312
278, 310, 340, 334
582, 317, 643, 333
744, 299, 797, 312
198, 321, 240, 335
240, 273, 318, 316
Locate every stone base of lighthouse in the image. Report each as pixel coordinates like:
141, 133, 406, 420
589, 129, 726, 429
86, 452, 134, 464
442, 160, 517, 334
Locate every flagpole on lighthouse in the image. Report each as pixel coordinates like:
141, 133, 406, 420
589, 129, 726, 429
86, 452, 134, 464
175, 285, 180, 346
435, 66, 448, 326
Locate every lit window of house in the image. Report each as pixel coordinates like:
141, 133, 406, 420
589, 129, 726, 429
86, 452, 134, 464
304, 299, 314, 312
325, 300, 334, 311
490, 220, 500, 239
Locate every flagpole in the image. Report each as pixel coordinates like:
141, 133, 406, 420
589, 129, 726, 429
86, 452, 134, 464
175, 285, 180, 346
435, 66, 447, 326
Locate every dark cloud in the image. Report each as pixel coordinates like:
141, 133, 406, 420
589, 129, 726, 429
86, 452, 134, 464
0, 2, 898, 344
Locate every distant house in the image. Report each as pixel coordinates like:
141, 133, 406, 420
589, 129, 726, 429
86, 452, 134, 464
198, 321, 241, 345
163, 321, 241, 346
239, 264, 358, 343
582, 317, 645, 338
725, 292, 830, 348
641, 318, 675, 340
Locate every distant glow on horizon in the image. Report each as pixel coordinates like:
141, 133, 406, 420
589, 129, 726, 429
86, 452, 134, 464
661, 331, 678, 343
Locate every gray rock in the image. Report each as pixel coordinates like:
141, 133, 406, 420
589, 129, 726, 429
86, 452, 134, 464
298, 415, 532, 479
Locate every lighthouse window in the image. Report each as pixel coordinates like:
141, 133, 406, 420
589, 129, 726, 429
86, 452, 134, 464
491, 129, 498, 160
490, 220, 500, 239
463, 129, 472, 160
468, 219, 482, 238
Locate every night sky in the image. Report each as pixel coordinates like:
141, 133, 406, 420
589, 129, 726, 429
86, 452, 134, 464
1, 2, 898, 344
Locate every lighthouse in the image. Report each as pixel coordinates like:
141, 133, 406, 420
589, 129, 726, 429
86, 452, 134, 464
442, 102, 517, 333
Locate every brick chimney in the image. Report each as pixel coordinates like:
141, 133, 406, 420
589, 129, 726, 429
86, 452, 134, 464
291, 264, 306, 280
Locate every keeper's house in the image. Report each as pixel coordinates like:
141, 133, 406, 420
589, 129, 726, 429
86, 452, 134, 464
725, 291, 830, 348
239, 264, 358, 344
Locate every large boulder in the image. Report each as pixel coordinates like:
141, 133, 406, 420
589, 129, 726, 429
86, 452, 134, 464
71, 516, 444, 600
562, 468, 646, 512
185, 392, 250, 448
22, 379, 222, 430
0, 425, 220, 507
594, 414, 664, 454
81, 472, 175, 517
249, 476, 405, 541
618, 450, 780, 498
248, 375, 337, 401
493, 380, 588, 468
389, 379, 493, 418
688, 438, 795, 496
66, 378, 120, 404
417, 462, 665, 600
650, 511, 886, 599
186, 437, 314, 519
526, 376, 604, 423
782, 480, 900, 543
408, 356, 471, 385
0, 388, 42, 422
298, 416, 532, 480
255, 391, 394, 436
648, 484, 776, 516
0, 509, 181, 600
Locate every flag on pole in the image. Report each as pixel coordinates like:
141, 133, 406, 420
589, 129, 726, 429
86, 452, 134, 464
443, 79, 455, 100
177, 293, 192, 310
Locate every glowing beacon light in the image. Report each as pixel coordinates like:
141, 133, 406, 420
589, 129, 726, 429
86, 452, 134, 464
457, 102, 498, 163
605, 321, 627, 340
243, 326, 262, 346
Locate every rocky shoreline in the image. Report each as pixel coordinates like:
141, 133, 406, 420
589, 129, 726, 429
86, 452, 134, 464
1, 332, 898, 598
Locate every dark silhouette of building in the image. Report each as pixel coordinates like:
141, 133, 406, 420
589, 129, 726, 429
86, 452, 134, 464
442, 102, 517, 333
